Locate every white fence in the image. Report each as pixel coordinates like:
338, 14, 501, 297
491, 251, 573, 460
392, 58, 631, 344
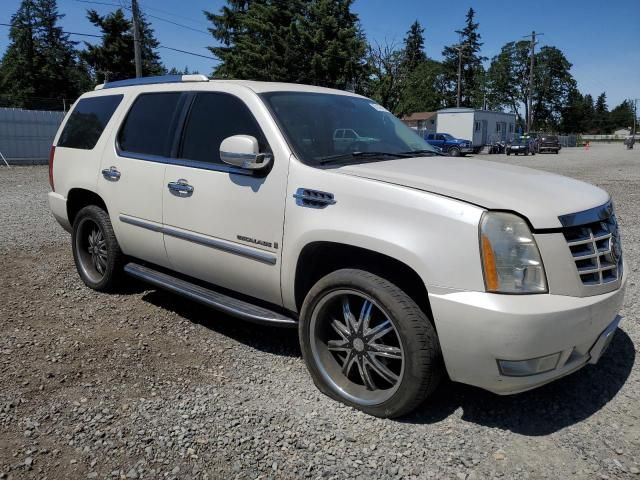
582, 134, 639, 141
0, 108, 65, 165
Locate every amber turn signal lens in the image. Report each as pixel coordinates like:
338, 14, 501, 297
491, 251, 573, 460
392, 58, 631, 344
481, 234, 499, 291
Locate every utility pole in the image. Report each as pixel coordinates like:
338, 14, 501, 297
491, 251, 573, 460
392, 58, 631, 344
523, 31, 543, 132
632, 98, 638, 138
131, 0, 143, 78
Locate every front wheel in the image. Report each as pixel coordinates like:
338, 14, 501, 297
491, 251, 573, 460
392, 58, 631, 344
299, 269, 442, 418
72, 205, 124, 292
448, 147, 461, 157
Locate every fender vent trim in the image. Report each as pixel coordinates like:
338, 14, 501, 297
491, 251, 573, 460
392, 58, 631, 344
293, 188, 336, 209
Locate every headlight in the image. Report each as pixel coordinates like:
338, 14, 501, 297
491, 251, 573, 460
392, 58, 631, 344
479, 212, 547, 293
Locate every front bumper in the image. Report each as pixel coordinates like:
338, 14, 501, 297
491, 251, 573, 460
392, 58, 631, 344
429, 271, 627, 394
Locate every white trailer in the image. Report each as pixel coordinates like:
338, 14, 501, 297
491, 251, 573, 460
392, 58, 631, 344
436, 108, 517, 150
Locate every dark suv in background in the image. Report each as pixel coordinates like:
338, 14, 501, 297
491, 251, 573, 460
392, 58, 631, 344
537, 134, 561, 154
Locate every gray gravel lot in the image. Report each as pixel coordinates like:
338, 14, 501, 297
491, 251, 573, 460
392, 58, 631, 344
0, 143, 638, 480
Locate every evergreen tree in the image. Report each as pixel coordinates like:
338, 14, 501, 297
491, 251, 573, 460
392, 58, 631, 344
0, 0, 90, 109
206, 0, 367, 90
81, 8, 163, 83
593, 92, 610, 133
402, 20, 426, 72
441, 8, 485, 107
609, 100, 636, 131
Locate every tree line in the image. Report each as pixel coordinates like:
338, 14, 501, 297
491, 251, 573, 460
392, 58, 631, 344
0, 0, 635, 134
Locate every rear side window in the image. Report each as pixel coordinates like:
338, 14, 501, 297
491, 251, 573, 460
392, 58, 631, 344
118, 92, 184, 157
179, 92, 267, 165
58, 95, 123, 149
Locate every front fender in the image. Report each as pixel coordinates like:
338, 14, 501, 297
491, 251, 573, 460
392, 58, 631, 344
281, 162, 486, 311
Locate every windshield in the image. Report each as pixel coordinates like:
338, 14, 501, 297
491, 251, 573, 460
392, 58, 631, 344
261, 92, 438, 166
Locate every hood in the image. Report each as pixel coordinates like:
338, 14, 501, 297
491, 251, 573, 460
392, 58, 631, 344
336, 156, 609, 229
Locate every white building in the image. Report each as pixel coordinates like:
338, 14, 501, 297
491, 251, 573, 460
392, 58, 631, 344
436, 108, 517, 148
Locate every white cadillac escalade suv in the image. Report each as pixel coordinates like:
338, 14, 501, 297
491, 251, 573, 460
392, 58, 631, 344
48, 75, 626, 418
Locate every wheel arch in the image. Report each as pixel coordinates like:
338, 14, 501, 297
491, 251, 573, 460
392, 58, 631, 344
293, 241, 433, 321
67, 188, 108, 226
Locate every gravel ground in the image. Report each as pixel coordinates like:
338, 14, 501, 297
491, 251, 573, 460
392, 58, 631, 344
0, 143, 638, 480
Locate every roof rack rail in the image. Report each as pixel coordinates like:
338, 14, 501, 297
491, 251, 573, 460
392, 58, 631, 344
95, 74, 209, 91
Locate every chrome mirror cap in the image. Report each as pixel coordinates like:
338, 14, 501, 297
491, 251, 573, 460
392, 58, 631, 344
220, 135, 271, 170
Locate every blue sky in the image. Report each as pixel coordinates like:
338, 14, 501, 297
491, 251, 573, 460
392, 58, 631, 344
1, 0, 638, 106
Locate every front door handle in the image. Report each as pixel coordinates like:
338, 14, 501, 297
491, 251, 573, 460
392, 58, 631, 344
101, 166, 121, 181
168, 179, 194, 197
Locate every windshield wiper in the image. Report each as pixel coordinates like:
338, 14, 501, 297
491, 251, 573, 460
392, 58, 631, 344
398, 149, 446, 157
318, 151, 413, 165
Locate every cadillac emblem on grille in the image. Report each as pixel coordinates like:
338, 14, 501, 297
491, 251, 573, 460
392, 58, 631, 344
562, 212, 622, 286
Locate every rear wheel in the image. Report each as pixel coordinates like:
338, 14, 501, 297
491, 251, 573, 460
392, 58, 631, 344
299, 269, 442, 418
72, 205, 124, 292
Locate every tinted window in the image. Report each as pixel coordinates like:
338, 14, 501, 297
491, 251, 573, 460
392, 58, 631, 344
436, 134, 444, 141
118, 92, 183, 157
180, 93, 266, 165
58, 95, 123, 149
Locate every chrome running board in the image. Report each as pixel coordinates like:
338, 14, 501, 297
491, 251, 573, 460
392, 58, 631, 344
124, 263, 297, 328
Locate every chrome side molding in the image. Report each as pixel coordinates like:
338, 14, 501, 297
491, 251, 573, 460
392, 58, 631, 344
119, 215, 277, 265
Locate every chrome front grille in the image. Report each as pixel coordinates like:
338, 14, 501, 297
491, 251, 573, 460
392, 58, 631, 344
562, 215, 622, 285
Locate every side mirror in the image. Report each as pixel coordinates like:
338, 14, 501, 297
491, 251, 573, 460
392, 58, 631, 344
220, 135, 271, 171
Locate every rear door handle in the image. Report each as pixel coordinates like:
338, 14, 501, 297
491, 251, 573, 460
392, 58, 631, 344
168, 179, 194, 197
101, 166, 121, 181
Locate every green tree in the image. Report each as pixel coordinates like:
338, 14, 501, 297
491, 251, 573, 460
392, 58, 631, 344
396, 59, 446, 115
441, 8, 485, 107
592, 92, 610, 133
487, 42, 575, 130
81, 8, 163, 83
0, 0, 90, 109
609, 99, 636, 131
530, 46, 575, 130
206, 0, 367, 90
402, 20, 426, 72
365, 40, 405, 113
485, 41, 530, 125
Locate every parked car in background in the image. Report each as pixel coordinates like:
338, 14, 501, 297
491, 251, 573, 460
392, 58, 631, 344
424, 132, 473, 156
506, 137, 536, 156
333, 128, 378, 152
538, 134, 561, 154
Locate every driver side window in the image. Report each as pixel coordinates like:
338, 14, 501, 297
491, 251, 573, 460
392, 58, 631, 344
179, 92, 268, 165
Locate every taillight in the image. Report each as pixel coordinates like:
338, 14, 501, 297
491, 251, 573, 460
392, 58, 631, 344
48, 145, 55, 191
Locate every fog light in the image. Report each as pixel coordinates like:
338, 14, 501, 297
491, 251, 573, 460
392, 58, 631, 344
497, 352, 561, 377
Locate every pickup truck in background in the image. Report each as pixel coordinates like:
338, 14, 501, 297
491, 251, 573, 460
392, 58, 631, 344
424, 132, 474, 156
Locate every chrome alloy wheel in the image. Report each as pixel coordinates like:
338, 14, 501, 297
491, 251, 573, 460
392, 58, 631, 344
310, 290, 405, 406
75, 218, 108, 283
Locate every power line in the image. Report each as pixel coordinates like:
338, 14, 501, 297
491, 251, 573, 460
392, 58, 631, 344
0, 23, 217, 61
158, 46, 216, 61
0, 22, 101, 38
74, 0, 210, 35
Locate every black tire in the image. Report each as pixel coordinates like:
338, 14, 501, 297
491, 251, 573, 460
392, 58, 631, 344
555, 150, 559, 154
72, 205, 124, 292
506, 151, 511, 156
299, 269, 442, 418
448, 147, 461, 157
